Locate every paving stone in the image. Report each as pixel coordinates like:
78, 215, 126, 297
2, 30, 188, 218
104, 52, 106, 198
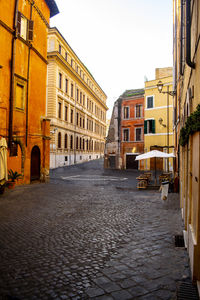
111, 290, 133, 300
85, 287, 105, 298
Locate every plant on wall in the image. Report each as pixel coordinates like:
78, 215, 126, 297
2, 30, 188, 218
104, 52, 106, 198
179, 104, 200, 146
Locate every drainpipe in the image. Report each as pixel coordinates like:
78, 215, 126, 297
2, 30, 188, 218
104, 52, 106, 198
9, 0, 19, 148
186, 0, 195, 69
180, 0, 183, 76
25, 3, 33, 146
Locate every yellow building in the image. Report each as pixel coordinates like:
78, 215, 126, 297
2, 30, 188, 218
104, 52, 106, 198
144, 68, 174, 171
173, 0, 200, 290
0, 0, 58, 183
47, 28, 108, 168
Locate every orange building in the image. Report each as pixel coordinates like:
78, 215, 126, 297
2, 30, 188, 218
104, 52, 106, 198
120, 89, 144, 169
0, 0, 59, 183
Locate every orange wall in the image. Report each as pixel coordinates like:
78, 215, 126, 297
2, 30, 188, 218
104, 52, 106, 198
0, 0, 51, 184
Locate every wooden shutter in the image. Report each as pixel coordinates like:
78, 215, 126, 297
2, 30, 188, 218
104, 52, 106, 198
152, 119, 155, 133
28, 20, 34, 41
144, 120, 147, 134
17, 11, 21, 35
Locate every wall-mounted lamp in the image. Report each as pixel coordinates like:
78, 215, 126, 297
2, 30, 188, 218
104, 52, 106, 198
158, 117, 166, 127
50, 127, 58, 134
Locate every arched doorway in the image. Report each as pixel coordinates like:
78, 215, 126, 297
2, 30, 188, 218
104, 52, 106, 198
31, 146, 40, 181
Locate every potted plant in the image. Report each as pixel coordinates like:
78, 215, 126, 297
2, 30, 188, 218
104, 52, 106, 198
7, 169, 22, 189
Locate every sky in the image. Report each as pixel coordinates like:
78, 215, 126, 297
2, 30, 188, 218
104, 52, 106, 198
50, 0, 173, 118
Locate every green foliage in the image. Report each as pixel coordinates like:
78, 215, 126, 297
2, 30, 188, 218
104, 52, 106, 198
8, 169, 22, 182
179, 104, 200, 146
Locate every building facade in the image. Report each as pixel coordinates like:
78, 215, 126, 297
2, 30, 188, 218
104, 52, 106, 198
47, 28, 107, 168
173, 0, 200, 289
0, 0, 58, 183
144, 68, 174, 171
120, 89, 144, 169
104, 98, 122, 169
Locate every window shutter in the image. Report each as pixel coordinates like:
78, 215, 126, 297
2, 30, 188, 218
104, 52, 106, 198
152, 120, 155, 133
28, 20, 34, 41
17, 11, 21, 35
144, 120, 147, 134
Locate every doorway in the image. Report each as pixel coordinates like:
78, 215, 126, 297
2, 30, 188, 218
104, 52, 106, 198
31, 146, 40, 181
126, 154, 138, 169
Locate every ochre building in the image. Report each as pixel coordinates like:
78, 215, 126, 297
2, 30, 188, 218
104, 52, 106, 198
47, 27, 107, 168
144, 68, 174, 171
0, 0, 59, 183
173, 0, 200, 291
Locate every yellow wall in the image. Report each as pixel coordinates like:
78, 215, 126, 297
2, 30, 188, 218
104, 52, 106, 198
144, 71, 174, 170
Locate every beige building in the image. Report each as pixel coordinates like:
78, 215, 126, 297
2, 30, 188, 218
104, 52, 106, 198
144, 68, 174, 171
47, 27, 107, 168
173, 0, 200, 291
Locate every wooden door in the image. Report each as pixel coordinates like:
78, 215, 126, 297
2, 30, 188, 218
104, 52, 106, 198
31, 146, 40, 181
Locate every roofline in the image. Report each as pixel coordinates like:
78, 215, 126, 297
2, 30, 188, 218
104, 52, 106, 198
49, 27, 107, 98
45, 0, 59, 18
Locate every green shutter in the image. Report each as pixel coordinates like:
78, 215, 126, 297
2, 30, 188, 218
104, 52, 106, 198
144, 120, 147, 134
152, 119, 155, 133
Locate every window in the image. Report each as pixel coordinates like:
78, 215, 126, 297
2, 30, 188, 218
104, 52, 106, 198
65, 106, 68, 121
70, 109, 73, 123
80, 92, 82, 104
76, 136, 79, 150
59, 44, 61, 54
65, 52, 68, 61
80, 137, 82, 150
15, 78, 26, 110
83, 139, 85, 150
70, 135, 73, 149
58, 132, 61, 148
83, 94, 85, 106
65, 79, 68, 93
59, 73, 62, 89
83, 118, 85, 129
144, 120, 155, 134
77, 88, 79, 101
135, 104, 142, 118
58, 102, 61, 119
64, 134, 68, 149
17, 12, 34, 41
123, 129, 129, 141
71, 59, 73, 67
123, 107, 129, 119
147, 96, 154, 109
135, 128, 142, 141
76, 112, 79, 126
71, 83, 74, 97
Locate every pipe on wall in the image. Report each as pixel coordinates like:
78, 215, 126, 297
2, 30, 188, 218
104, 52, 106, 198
186, 0, 195, 69
9, 0, 19, 148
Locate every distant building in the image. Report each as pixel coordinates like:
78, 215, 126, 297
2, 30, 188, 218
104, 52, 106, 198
0, 0, 59, 183
104, 99, 122, 169
144, 67, 174, 171
47, 28, 108, 168
104, 89, 144, 170
120, 89, 144, 169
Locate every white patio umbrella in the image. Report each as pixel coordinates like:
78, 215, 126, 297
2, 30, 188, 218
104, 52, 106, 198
135, 150, 175, 184
0, 138, 8, 182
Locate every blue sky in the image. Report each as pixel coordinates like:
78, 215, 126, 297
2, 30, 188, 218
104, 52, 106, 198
51, 0, 173, 118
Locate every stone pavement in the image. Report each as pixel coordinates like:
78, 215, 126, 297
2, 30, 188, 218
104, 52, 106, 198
0, 159, 191, 299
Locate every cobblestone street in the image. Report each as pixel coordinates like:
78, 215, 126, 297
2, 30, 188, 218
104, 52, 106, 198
0, 159, 190, 300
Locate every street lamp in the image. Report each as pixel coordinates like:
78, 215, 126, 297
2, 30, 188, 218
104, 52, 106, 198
157, 80, 176, 172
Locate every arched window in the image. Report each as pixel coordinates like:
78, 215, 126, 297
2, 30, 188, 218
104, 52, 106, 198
58, 132, 61, 148
70, 135, 73, 150
76, 136, 79, 150
83, 139, 85, 150
65, 134, 68, 149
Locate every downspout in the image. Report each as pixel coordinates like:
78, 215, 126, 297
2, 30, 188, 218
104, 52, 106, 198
180, 0, 183, 76
9, 0, 19, 148
186, 0, 195, 69
25, 3, 33, 146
